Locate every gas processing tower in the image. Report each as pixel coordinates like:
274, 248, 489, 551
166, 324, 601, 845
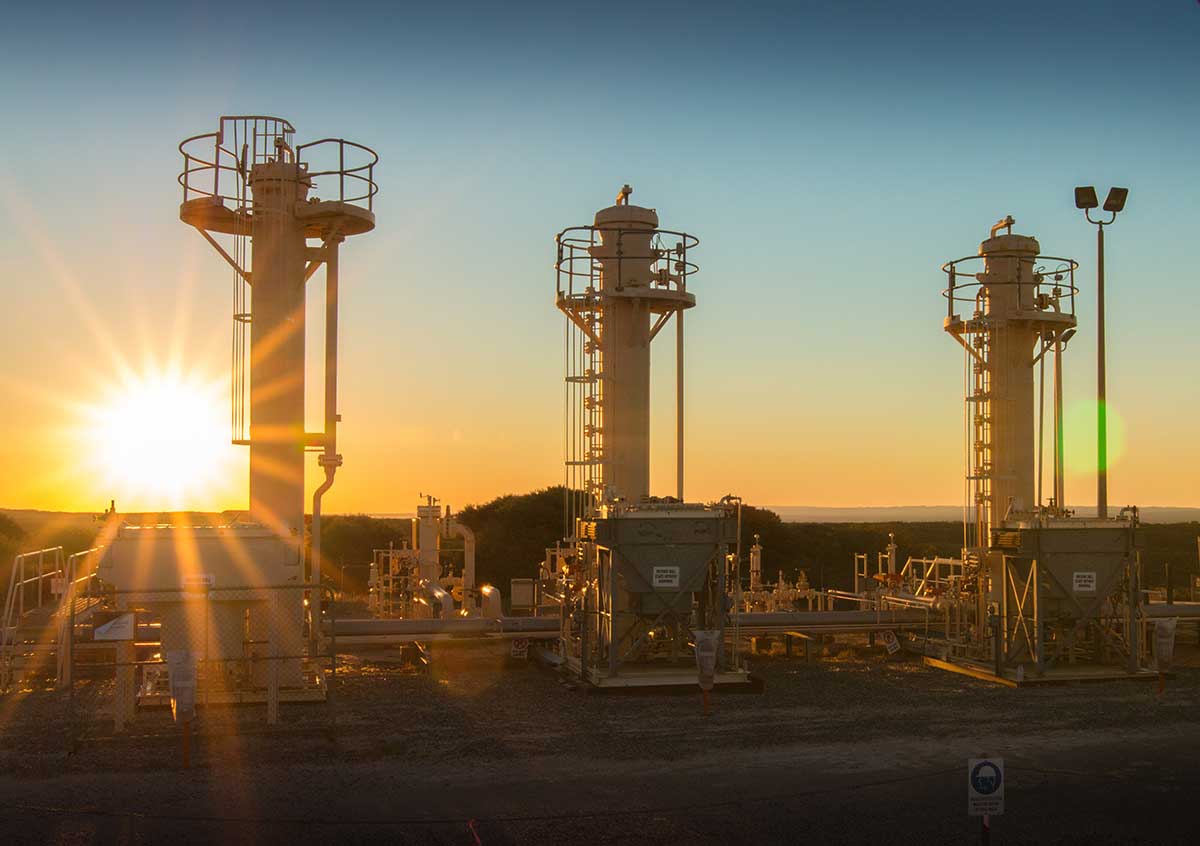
95, 116, 378, 704
938, 216, 1144, 680
543, 187, 747, 688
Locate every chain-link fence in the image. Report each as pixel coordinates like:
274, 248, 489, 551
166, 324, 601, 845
64, 583, 336, 748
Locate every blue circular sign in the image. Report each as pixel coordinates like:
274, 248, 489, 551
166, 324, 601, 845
971, 761, 1002, 795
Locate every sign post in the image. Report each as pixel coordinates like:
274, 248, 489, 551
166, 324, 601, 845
693, 629, 721, 716
1154, 617, 1178, 696
165, 650, 197, 768
968, 757, 1004, 844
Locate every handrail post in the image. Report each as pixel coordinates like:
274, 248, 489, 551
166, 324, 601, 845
948, 267, 956, 319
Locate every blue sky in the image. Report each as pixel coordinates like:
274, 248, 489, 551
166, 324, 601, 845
1, 1, 1196, 512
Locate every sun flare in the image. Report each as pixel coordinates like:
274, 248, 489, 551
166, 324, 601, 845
81, 370, 235, 510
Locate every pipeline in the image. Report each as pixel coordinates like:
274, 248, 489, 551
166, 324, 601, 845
324, 616, 560, 637
1143, 602, 1200, 619
735, 608, 933, 631
443, 513, 477, 591
423, 580, 455, 619
310, 235, 343, 629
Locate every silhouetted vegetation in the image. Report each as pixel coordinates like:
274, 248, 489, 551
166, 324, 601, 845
0, 514, 27, 584
5, 502, 1194, 602
311, 490, 1200, 600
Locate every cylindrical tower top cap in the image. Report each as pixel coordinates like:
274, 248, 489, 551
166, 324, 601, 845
594, 185, 658, 229
594, 203, 659, 229
979, 233, 1040, 256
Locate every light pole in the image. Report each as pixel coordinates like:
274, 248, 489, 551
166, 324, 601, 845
1074, 186, 1128, 519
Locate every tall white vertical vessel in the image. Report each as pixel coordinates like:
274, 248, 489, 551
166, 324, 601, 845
100, 116, 378, 701
552, 187, 744, 688
942, 217, 1142, 678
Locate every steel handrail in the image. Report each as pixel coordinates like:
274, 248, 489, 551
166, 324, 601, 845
180, 135, 379, 211
555, 226, 701, 299
942, 254, 1080, 315
295, 137, 379, 210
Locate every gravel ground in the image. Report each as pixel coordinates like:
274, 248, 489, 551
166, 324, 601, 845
1, 638, 1198, 844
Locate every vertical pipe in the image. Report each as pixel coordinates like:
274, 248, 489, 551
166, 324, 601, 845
607, 550, 617, 677
1128, 548, 1140, 673
998, 556, 1008, 662
716, 543, 727, 671
1097, 224, 1108, 519
311, 238, 341, 630
1037, 340, 1045, 512
324, 241, 340, 457
676, 309, 684, 501
1054, 335, 1064, 511
1032, 557, 1042, 671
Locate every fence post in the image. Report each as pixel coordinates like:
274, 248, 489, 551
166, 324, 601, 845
114, 640, 136, 732
326, 586, 336, 734
65, 578, 76, 754
57, 578, 73, 690
266, 638, 279, 726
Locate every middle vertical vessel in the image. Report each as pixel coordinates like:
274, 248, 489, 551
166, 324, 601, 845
558, 184, 695, 509
553, 186, 744, 688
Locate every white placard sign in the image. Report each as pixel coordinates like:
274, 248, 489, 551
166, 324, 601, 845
967, 758, 1005, 816
881, 629, 901, 655
1072, 571, 1097, 593
1155, 618, 1178, 673
94, 613, 136, 641
652, 566, 680, 589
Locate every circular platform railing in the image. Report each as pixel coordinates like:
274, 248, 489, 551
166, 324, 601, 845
555, 225, 699, 301
178, 115, 377, 213
296, 138, 379, 210
941, 253, 1080, 320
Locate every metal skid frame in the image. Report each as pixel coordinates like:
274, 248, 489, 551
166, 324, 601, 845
564, 530, 737, 688
992, 521, 1142, 678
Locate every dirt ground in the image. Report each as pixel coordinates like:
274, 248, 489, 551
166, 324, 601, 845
2, 637, 1199, 845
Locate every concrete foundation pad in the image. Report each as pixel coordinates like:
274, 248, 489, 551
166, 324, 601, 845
924, 656, 1165, 687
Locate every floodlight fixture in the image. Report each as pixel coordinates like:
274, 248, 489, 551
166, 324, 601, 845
1073, 182, 1130, 519
1103, 187, 1128, 213
1074, 186, 1098, 210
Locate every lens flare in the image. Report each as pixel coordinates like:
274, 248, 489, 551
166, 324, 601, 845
78, 369, 234, 510
1063, 399, 1126, 475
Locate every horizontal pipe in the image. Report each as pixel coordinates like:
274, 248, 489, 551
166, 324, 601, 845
735, 609, 932, 628
1142, 602, 1200, 619
324, 616, 560, 637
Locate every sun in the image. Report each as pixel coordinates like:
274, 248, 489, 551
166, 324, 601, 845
82, 369, 235, 510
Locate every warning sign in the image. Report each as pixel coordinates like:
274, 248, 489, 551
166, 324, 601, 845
880, 630, 901, 655
1154, 618, 1178, 673
1072, 571, 1097, 593
967, 758, 1005, 816
183, 574, 215, 592
652, 566, 680, 589
94, 613, 136, 641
